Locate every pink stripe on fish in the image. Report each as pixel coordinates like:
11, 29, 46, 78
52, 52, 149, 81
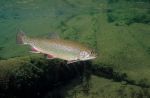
31, 47, 38, 52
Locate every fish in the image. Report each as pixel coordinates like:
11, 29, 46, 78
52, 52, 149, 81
16, 31, 96, 64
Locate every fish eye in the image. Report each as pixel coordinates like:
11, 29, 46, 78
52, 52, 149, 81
80, 51, 89, 58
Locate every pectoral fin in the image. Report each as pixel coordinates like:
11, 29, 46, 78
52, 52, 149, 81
30, 47, 40, 53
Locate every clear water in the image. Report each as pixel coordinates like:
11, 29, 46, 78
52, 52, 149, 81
0, 0, 104, 58
0, 0, 150, 98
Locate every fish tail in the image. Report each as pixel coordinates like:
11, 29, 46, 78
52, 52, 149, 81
16, 30, 28, 44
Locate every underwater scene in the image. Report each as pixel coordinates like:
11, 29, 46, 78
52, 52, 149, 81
0, 0, 150, 98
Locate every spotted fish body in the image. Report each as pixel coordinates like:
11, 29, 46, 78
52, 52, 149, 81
17, 31, 96, 63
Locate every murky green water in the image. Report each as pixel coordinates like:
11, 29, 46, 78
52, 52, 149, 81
0, 0, 150, 98
0, 0, 105, 58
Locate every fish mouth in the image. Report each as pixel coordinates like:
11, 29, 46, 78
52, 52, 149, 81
88, 56, 96, 60
81, 56, 96, 61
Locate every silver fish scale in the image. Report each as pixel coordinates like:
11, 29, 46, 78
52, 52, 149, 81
51, 43, 80, 53
28, 39, 84, 61
30, 39, 79, 55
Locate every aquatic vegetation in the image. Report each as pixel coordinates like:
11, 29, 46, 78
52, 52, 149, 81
0, 56, 87, 97
107, 0, 150, 25
0, 46, 4, 51
0, 0, 150, 98
0, 56, 150, 98
147, 47, 150, 54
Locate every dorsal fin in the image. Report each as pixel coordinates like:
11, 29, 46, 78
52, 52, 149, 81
48, 32, 60, 39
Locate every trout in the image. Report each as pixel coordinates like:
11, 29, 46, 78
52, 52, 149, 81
16, 31, 96, 64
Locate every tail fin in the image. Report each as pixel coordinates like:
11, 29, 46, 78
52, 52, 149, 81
16, 30, 27, 44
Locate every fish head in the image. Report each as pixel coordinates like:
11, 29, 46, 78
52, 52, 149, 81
79, 50, 96, 61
